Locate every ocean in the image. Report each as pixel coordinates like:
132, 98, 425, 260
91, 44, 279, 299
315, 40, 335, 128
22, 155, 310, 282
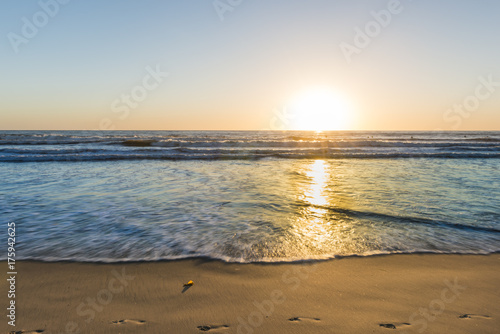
1, 130, 499, 262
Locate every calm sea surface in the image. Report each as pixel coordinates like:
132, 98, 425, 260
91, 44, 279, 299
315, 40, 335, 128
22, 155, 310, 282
1, 131, 499, 262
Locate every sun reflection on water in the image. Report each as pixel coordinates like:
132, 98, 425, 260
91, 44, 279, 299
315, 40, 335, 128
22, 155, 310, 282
283, 159, 366, 258
304, 160, 328, 208
292, 159, 332, 247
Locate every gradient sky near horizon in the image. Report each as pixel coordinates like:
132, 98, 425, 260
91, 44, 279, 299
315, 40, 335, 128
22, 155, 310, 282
1, 0, 499, 130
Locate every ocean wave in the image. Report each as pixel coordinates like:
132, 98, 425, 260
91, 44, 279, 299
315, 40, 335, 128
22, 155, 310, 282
122, 139, 156, 147
0, 131, 499, 162
465, 137, 500, 142
1, 151, 500, 162
4, 249, 500, 264
1, 137, 498, 264
1, 131, 499, 149
1, 138, 497, 148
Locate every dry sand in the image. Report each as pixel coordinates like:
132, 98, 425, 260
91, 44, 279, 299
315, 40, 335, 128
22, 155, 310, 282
2, 254, 499, 333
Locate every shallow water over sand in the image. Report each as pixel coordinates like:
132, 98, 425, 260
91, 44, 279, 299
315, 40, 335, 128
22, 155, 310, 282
1, 131, 499, 262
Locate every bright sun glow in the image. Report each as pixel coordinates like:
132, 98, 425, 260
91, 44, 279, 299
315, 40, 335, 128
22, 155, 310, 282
289, 87, 352, 131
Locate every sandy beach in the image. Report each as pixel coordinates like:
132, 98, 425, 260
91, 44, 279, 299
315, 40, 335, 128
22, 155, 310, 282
3, 0, 500, 332
2, 254, 498, 333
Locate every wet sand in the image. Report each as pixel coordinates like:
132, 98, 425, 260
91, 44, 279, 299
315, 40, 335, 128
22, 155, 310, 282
2, 254, 499, 333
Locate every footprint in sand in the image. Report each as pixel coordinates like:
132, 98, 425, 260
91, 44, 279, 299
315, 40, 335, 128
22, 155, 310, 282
379, 322, 411, 330
288, 317, 321, 322
9, 331, 44, 334
197, 324, 229, 332
458, 314, 491, 319
111, 319, 147, 325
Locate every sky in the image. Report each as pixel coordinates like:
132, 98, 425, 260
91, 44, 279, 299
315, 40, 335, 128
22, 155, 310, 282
1, 0, 499, 131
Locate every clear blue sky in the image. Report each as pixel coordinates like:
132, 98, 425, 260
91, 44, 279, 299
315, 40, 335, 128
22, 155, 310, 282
1, 0, 499, 130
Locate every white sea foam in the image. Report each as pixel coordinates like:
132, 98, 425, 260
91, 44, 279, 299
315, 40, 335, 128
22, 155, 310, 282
0, 131, 499, 262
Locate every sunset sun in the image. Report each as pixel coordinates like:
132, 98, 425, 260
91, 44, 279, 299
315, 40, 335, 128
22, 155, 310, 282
289, 88, 352, 131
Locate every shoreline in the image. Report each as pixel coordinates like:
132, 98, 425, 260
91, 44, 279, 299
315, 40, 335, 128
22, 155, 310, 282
6, 250, 500, 265
3, 253, 499, 333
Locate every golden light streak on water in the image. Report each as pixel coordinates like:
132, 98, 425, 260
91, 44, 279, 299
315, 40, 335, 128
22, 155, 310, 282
291, 160, 332, 249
